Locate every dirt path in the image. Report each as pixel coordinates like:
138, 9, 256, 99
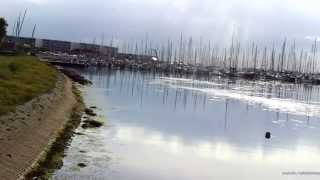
0, 74, 77, 180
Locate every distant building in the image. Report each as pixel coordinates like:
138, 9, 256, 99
5, 36, 121, 58
71, 42, 99, 53
71, 42, 118, 57
5, 36, 36, 47
99, 46, 118, 57
36, 39, 71, 53
117, 53, 155, 62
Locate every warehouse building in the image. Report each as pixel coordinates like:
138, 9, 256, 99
5, 36, 118, 58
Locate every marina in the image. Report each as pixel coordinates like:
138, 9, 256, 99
38, 50, 320, 85
53, 68, 320, 180
2, 1, 320, 179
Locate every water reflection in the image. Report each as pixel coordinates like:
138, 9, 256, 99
54, 68, 320, 180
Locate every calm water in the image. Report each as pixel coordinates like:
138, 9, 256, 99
54, 68, 320, 180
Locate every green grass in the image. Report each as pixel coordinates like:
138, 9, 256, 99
0, 55, 57, 115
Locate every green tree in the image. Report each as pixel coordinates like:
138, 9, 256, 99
0, 17, 8, 45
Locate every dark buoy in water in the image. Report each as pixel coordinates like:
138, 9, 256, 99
265, 132, 271, 139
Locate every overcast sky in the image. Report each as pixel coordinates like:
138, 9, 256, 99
2, 0, 320, 47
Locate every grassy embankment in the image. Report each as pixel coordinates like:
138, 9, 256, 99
0, 55, 57, 116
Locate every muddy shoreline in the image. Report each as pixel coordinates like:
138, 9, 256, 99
0, 73, 84, 180
23, 84, 85, 180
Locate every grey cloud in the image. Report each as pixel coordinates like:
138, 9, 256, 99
1, 0, 320, 48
